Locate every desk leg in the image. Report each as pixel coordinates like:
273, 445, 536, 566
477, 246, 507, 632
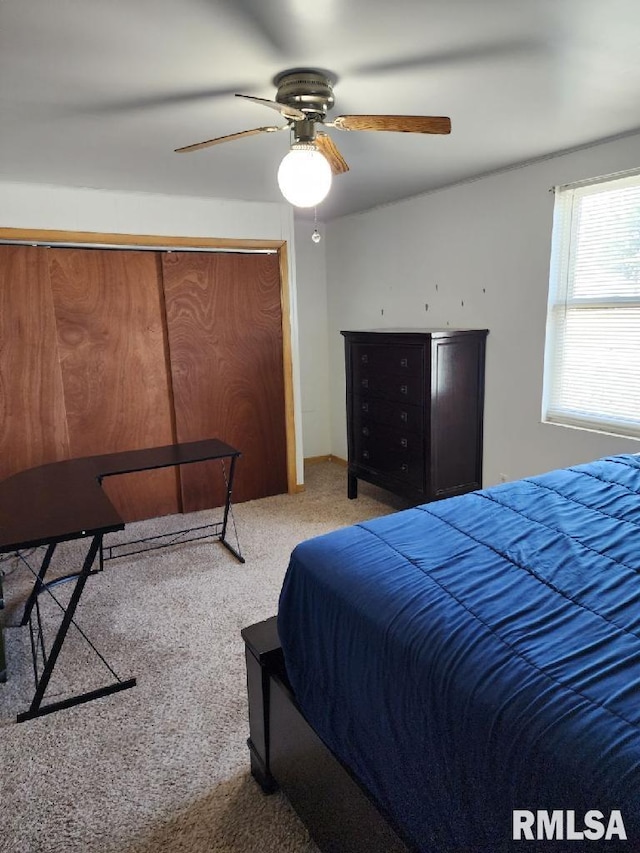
20, 542, 57, 626
219, 455, 245, 563
17, 534, 136, 722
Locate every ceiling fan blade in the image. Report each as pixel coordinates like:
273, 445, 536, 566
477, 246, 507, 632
72, 85, 256, 116
230, 1, 322, 57
175, 125, 284, 153
316, 133, 349, 175
331, 115, 451, 134
352, 38, 541, 76
230, 0, 296, 56
235, 94, 305, 121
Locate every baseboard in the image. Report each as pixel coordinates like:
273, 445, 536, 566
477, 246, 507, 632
304, 455, 348, 467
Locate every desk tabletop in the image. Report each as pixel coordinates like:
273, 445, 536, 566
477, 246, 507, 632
0, 439, 240, 553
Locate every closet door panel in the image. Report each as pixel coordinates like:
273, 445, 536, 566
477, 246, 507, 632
0, 246, 70, 480
162, 252, 287, 510
48, 248, 180, 521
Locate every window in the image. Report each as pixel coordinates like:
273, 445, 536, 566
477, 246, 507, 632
543, 171, 640, 439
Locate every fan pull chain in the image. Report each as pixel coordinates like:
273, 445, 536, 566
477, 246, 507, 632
312, 208, 322, 243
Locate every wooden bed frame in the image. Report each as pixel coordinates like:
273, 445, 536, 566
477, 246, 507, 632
242, 617, 415, 853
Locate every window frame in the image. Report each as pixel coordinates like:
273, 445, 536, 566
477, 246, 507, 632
542, 170, 640, 440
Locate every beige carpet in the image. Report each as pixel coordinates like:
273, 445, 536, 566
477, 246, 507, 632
0, 461, 406, 853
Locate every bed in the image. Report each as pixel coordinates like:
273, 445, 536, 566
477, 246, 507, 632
243, 453, 640, 852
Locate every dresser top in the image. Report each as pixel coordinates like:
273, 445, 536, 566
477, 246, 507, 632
341, 328, 488, 337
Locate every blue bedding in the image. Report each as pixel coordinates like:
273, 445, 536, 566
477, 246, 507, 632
278, 455, 640, 852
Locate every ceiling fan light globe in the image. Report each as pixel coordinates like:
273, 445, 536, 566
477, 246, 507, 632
277, 145, 332, 207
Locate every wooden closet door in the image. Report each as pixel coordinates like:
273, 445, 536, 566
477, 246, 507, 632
0, 246, 70, 480
162, 251, 288, 510
48, 248, 180, 521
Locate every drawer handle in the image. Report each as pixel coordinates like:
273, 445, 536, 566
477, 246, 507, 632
361, 401, 369, 413
400, 357, 408, 368
363, 450, 370, 460
361, 378, 369, 389
362, 427, 370, 437
361, 354, 369, 364
400, 384, 408, 395
400, 437, 408, 448
400, 463, 409, 473
400, 411, 408, 422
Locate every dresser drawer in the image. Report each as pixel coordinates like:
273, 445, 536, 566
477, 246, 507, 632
352, 344, 425, 404
352, 343, 424, 376
353, 422, 424, 490
352, 372, 424, 405
353, 396, 423, 433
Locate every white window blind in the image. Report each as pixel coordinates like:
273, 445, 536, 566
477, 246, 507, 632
543, 172, 640, 439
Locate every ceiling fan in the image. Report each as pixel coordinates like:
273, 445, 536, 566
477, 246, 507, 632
174, 68, 451, 208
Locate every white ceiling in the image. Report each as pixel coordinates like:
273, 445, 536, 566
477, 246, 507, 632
2, 0, 640, 220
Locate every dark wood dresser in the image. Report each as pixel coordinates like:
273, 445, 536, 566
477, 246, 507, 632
342, 329, 488, 503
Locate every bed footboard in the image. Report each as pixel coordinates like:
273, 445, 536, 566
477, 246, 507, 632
242, 616, 282, 793
242, 617, 413, 853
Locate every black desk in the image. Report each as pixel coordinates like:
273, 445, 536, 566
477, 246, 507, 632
0, 438, 242, 722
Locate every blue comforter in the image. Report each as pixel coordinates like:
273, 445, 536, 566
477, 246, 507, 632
278, 455, 640, 851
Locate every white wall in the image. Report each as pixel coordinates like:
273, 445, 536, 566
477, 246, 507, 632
0, 180, 295, 241
0, 180, 308, 485
325, 133, 640, 486
293, 216, 332, 458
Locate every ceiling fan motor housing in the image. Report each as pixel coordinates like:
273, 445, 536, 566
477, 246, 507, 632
273, 69, 336, 121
